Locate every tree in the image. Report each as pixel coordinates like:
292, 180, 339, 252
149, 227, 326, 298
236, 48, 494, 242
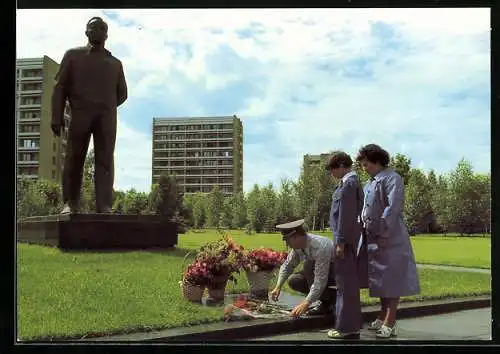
123, 188, 148, 214
427, 169, 437, 188
16, 177, 63, 217
182, 193, 196, 227
295, 159, 334, 230
295, 165, 321, 230
260, 183, 278, 232
315, 159, 335, 230
229, 191, 247, 229
473, 173, 491, 235
404, 169, 433, 233
206, 185, 224, 227
219, 197, 233, 228
112, 190, 126, 213
17, 178, 47, 217
246, 184, 265, 233
431, 174, 451, 234
191, 192, 207, 228
389, 153, 412, 185
79, 149, 96, 212
150, 173, 182, 219
447, 159, 478, 234
276, 178, 298, 224
36, 179, 63, 215
353, 160, 371, 185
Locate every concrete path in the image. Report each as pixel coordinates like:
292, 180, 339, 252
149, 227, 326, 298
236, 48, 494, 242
416, 264, 490, 274
249, 307, 491, 341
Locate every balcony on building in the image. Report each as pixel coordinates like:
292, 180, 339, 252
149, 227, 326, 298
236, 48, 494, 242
18, 82, 43, 95
19, 96, 42, 109
18, 139, 40, 151
17, 160, 40, 165
18, 109, 41, 122
18, 69, 43, 82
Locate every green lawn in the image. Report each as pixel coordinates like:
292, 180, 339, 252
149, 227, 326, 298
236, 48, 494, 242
410, 236, 490, 269
181, 229, 491, 269
17, 230, 491, 340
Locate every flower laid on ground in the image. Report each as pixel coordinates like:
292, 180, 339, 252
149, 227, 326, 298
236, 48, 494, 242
223, 295, 292, 322
243, 248, 288, 272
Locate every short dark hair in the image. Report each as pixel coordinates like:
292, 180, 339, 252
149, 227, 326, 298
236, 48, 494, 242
326, 151, 353, 170
356, 144, 390, 167
87, 17, 108, 29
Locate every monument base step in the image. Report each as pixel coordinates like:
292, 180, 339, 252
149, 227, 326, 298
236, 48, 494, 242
16, 213, 178, 250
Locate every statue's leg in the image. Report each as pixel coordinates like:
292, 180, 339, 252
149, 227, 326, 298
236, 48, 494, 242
92, 111, 117, 213
62, 111, 92, 212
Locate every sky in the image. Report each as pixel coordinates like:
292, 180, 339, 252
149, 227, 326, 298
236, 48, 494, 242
16, 8, 491, 193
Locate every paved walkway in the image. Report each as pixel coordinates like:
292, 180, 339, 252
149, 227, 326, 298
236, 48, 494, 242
416, 264, 490, 274
249, 307, 491, 341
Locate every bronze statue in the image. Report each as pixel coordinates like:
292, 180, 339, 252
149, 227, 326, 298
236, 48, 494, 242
51, 17, 128, 214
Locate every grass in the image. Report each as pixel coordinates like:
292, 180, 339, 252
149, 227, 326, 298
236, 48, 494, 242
410, 236, 490, 269
181, 229, 491, 269
17, 230, 491, 340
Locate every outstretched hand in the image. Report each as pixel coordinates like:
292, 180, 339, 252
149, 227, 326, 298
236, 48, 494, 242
290, 300, 310, 318
270, 287, 281, 302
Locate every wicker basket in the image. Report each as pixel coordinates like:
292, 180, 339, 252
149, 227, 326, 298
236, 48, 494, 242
180, 251, 206, 302
246, 270, 275, 299
180, 281, 205, 302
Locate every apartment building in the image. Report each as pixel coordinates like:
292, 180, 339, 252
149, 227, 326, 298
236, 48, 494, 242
152, 116, 243, 195
16, 56, 71, 182
303, 153, 330, 170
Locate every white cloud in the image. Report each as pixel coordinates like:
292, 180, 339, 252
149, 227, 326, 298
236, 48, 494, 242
113, 118, 152, 192
17, 8, 490, 193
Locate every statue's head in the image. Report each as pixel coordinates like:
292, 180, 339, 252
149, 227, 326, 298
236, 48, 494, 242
85, 17, 108, 45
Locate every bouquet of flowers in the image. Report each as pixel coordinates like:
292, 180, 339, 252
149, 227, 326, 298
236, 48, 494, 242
243, 248, 288, 273
182, 260, 211, 287
194, 234, 246, 283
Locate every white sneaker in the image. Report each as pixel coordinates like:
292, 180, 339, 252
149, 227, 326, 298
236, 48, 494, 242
376, 324, 398, 338
367, 318, 383, 331
327, 329, 360, 339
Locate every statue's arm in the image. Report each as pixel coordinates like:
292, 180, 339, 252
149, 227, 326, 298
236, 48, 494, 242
117, 61, 128, 107
51, 50, 72, 126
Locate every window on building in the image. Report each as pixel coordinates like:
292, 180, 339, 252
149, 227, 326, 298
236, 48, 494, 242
53, 142, 56, 151
22, 83, 42, 91
20, 139, 39, 148
52, 170, 56, 180
23, 69, 42, 78
19, 166, 38, 176
20, 111, 40, 119
52, 156, 56, 165
21, 96, 41, 105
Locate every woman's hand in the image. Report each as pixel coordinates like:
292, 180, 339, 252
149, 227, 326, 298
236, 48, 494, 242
336, 244, 345, 260
270, 287, 281, 302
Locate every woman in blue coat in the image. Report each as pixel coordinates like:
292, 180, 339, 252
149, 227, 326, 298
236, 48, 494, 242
356, 144, 420, 339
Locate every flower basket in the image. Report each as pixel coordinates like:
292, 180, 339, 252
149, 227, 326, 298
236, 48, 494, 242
180, 251, 209, 302
246, 270, 275, 299
180, 281, 205, 302
208, 273, 230, 289
207, 272, 229, 302
242, 248, 287, 299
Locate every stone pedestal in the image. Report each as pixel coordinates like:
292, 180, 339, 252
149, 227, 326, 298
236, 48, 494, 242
16, 213, 178, 250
